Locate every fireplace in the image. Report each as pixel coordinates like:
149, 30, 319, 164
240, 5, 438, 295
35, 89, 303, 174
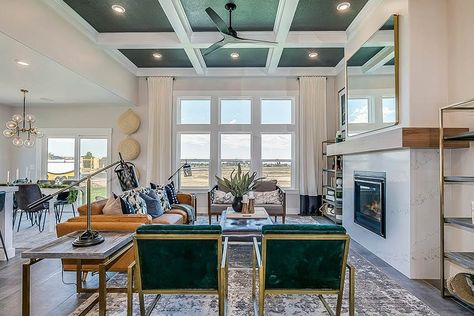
354, 171, 386, 238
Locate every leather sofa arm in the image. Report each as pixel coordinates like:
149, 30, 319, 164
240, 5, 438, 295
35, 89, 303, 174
66, 214, 152, 223
176, 192, 196, 209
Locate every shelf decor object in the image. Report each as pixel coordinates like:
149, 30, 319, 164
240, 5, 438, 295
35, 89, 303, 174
2, 89, 43, 147
439, 98, 474, 302
27, 153, 132, 247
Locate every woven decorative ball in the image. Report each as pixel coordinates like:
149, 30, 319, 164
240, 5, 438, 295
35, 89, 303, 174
118, 137, 140, 161
117, 109, 140, 135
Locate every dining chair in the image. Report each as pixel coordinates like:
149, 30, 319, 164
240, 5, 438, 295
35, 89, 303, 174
14, 184, 49, 232
54, 190, 78, 223
253, 224, 355, 316
0, 191, 8, 260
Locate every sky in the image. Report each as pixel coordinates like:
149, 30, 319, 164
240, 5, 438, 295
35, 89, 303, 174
48, 138, 108, 158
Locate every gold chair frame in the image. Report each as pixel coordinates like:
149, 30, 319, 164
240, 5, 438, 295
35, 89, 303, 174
127, 234, 229, 316
252, 234, 355, 316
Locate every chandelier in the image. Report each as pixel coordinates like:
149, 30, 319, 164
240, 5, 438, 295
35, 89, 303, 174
3, 89, 43, 147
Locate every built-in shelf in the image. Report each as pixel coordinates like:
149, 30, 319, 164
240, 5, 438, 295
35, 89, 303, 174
322, 168, 342, 174
444, 176, 474, 183
445, 252, 474, 270
444, 131, 474, 141
445, 217, 474, 229
323, 198, 342, 208
323, 213, 342, 224
322, 184, 342, 191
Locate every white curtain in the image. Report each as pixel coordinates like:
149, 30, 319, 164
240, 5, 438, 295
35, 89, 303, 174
146, 77, 174, 185
299, 76, 327, 215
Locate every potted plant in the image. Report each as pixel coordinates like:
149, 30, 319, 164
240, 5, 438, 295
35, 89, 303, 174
215, 164, 262, 212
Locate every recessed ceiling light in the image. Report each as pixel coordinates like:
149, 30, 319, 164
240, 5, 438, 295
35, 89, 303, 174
111, 4, 125, 14
308, 52, 319, 59
337, 2, 351, 11
230, 52, 240, 59
152, 52, 163, 59
15, 60, 29, 66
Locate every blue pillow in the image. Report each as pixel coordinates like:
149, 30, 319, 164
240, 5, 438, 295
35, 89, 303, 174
120, 197, 135, 214
139, 192, 163, 219
164, 181, 179, 204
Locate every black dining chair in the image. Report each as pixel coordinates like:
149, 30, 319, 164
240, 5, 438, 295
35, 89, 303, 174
14, 184, 49, 232
0, 191, 8, 261
54, 190, 78, 223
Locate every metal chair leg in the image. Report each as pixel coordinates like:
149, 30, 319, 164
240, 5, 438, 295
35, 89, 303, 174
39, 210, 47, 232
71, 203, 76, 217
17, 211, 23, 232
0, 229, 8, 261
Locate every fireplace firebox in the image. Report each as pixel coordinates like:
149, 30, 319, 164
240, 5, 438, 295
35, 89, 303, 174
354, 171, 386, 238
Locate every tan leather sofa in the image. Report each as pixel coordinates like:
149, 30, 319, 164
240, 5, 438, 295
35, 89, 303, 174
56, 192, 196, 273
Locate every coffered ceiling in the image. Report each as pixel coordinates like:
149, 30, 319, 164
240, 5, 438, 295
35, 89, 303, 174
53, 0, 376, 77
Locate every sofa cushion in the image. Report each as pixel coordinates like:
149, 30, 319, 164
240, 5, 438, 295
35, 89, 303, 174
254, 190, 280, 204
151, 213, 184, 224
102, 196, 123, 215
139, 192, 163, 219
77, 199, 107, 216
121, 190, 147, 214
154, 188, 171, 211
164, 181, 179, 204
213, 190, 234, 204
120, 197, 135, 214
254, 179, 278, 192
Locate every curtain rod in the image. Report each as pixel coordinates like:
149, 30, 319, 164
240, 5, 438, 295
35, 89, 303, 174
296, 77, 328, 81
145, 77, 175, 81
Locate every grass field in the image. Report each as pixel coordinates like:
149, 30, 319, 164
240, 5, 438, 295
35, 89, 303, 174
180, 162, 291, 188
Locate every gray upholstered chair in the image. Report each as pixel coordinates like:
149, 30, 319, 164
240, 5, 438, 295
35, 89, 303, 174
14, 184, 49, 232
207, 180, 286, 224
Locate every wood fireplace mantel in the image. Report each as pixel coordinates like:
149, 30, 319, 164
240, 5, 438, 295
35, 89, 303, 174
327, 127, 469, 156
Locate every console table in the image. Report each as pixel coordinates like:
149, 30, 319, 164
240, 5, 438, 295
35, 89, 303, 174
21, 231, 133, 316
0, 186, 18, 260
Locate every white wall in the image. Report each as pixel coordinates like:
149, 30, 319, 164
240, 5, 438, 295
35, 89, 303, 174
0, 105, 13, 182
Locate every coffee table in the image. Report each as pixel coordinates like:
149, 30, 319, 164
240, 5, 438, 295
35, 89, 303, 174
220, 207, 273, 241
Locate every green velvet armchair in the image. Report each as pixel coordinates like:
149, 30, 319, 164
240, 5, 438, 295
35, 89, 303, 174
127, 225, 228, 316
252, 224, 355, 316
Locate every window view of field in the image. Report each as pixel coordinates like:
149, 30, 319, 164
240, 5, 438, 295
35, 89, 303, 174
180, 160, 291, 188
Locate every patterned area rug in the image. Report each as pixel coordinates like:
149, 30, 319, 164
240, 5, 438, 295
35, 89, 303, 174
70, 216, 438, 316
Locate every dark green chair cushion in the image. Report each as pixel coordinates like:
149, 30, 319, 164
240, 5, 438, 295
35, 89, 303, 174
137, 224, 221, 234
262, 224, 346, 235
262, 224, 347, 290
135, 224, 221, 290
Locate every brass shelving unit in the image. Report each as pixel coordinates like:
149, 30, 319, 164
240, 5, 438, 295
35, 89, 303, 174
322, 140, 343, 224
439, 99, 474, 299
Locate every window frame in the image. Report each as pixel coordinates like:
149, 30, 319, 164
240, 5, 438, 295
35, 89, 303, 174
176, 132, 211, 190
260, 98, 295, 125
177, 96, 212, 125
173, 94, 298, 191
260, 132, 295, 189
218, 97, 252, 125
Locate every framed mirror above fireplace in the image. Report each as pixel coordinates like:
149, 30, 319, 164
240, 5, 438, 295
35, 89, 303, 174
354, 171, 386, 238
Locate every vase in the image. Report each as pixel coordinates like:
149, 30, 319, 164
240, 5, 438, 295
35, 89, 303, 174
232, 196, 243, 212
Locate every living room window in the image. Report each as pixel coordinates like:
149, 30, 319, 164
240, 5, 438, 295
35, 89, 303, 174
382, 97, 396, 123
348, 98, 370, 123
175, 96, 296, 190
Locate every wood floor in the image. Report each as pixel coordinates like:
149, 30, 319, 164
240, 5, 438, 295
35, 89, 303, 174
0, 214, 472, 315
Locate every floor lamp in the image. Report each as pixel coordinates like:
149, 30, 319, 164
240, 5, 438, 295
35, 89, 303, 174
168, 161, 192, 190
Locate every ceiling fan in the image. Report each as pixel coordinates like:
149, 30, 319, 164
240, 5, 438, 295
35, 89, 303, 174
203, 2, 277, 56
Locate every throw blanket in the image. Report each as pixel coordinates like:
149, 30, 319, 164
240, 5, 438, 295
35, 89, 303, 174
171, 204, 195, 224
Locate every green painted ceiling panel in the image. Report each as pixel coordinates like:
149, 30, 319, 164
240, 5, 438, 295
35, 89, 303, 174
63, 0, 174, 32
347, 47, 383, 67
279, 48, 344, 67
202, 48, 269, 67
180, 0, 279, 32
290, 0, 369, 31
119, 49, 193, 68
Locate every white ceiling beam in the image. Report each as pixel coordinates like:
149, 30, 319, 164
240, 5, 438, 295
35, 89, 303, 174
267, 0, 300, 73
137, 67, 338, 77
157, 0, 205, 75
347, 65, 394, 76
361, 46, 394, 73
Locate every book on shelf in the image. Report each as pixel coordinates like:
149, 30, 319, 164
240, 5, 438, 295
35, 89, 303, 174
325, 195, 335, 201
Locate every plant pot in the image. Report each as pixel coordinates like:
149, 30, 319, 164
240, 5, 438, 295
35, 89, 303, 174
232, 196, 243, 212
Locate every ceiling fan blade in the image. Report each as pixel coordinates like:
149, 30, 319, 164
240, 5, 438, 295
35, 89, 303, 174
205, 7, 231, 35
234, 36, 278, 46
203, 39, 227, 56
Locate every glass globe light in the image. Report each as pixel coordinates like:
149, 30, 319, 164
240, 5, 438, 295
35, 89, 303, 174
24, 139, 34, 147
12, 114, 23, 123
25, 114, 35, 122
35, 130, 44, 138
6, 121, 17, 129
3, 129, 15, 137
12, 136, 23, 147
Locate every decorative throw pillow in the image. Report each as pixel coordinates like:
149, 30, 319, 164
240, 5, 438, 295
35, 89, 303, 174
102, 196, 123, 215
154, 188, 171, 211
120, 197, 135, 214
164, 181, 179, 204
139, 192, 163, 219
120, 189, 148, 214
213, 190, 234, 204
254, 190, 281, 205
254, 179, 278, 192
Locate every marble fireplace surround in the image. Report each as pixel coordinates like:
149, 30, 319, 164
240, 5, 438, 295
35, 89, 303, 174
327, 128, 443, 279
